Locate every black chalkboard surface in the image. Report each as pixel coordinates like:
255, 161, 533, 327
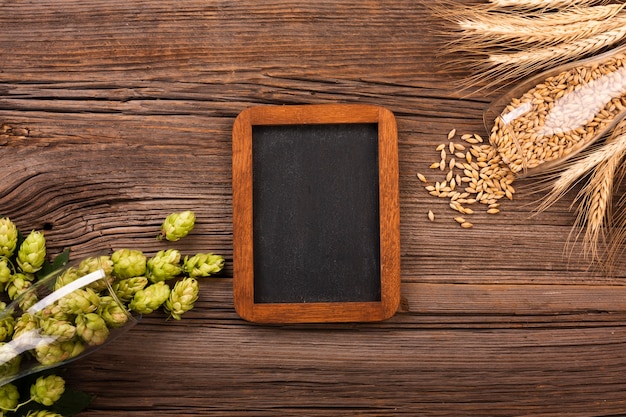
252, 123, 381, 304
232, 104, 400, 323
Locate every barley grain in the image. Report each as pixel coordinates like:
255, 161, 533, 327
428, 210, 435, 222
448, 128, 456, 140
418, 173, 428, 183
461, 222, 474, 229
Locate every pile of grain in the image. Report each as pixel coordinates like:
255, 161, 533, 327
418, 129, 516, 228
489, 50, 626, 174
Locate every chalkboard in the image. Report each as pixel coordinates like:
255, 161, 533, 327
232, 104, 400, 323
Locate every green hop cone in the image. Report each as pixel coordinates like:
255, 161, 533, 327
0, 259, 12, 291
0, 316, 14, 343
112, 249, 146, 279
165, 277, 199, 320
129, 281, 170, 314
12, 313, 37, 341
183, 253, 224, 278
6, 273, 37, 311
57, 287, 100, 315
146, 249, 182, 283
53, 267, 80, 291
78, 255, 115, 292
98, 296, 129, 328
25, 411, 64, 417
112, 276, 148, 303
0, 383, 19, 412
0, 343, 21, 380
35, 339, 85, 366
30, 374, 65, 406
75, 313, 109, 346
160, 210, 195, 242
0, 218, 18, 259
41, 318, 77, 343
16, 230, 46, 274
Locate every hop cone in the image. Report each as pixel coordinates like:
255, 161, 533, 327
98, 296, 129, 328
39, 302, 70, 321
6, 274, 36, 311
24, 410, 63, 417
57, 288, 100, 315
35, 339, 85, 366
25, 411, 64, 417
112, 276, 148, 303
54, 267, 80, 291
112, 249, 146, 279
160, 210, 195, 242
0, 316, 14, 343
165, 277, 199, 320
129, 281, 170, 314
0, 218, 18, 258
0, 258, 12, 291
16, 230, 46, 274
12, 313, 37, 341
0, 343, 21, 380
147, 249, 182, 283
75, 313, 109, 346
30, 374, 65, 406
78, 255, 115, 292
0, 383, 19, 412
41, 318, 77, 343
183, 253, 224, 278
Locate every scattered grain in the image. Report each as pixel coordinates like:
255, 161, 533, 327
417, 173, 428, 183
461, 222, 474, 229
428, 210, 435, 222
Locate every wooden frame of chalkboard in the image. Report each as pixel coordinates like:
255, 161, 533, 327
232, 104, 400, 323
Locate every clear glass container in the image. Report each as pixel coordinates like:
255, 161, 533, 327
484, 44, 626, 177
0, 258, 139, 386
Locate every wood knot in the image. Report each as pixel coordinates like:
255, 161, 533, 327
1, 123, 30, 142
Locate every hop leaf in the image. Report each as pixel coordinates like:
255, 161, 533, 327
0, 383, 19, 412
75, 313, 109, 346
129, 281, 170, 314
30, 374, 65, 406
160, 210, 195, 242
165, 277, 199, 320
183, 253, 224, 278
0, 218, 18, 258
16, 230, 46, 274
146, 249, 182, 283
112, 249, 146, 279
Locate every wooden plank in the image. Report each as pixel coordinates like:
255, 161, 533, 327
0, 0, 625, 416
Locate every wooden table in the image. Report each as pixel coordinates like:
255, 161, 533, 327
2, 1, 626, 416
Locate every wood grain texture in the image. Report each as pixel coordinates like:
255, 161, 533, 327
1, 0, 625, 416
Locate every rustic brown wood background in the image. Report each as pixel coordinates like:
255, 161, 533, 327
2, 1, 626, 416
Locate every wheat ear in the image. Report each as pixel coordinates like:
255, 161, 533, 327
572, 147, 620, 264
454, 5, 626, 50
536, 124, 626, 214
488, 0, 608, 10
